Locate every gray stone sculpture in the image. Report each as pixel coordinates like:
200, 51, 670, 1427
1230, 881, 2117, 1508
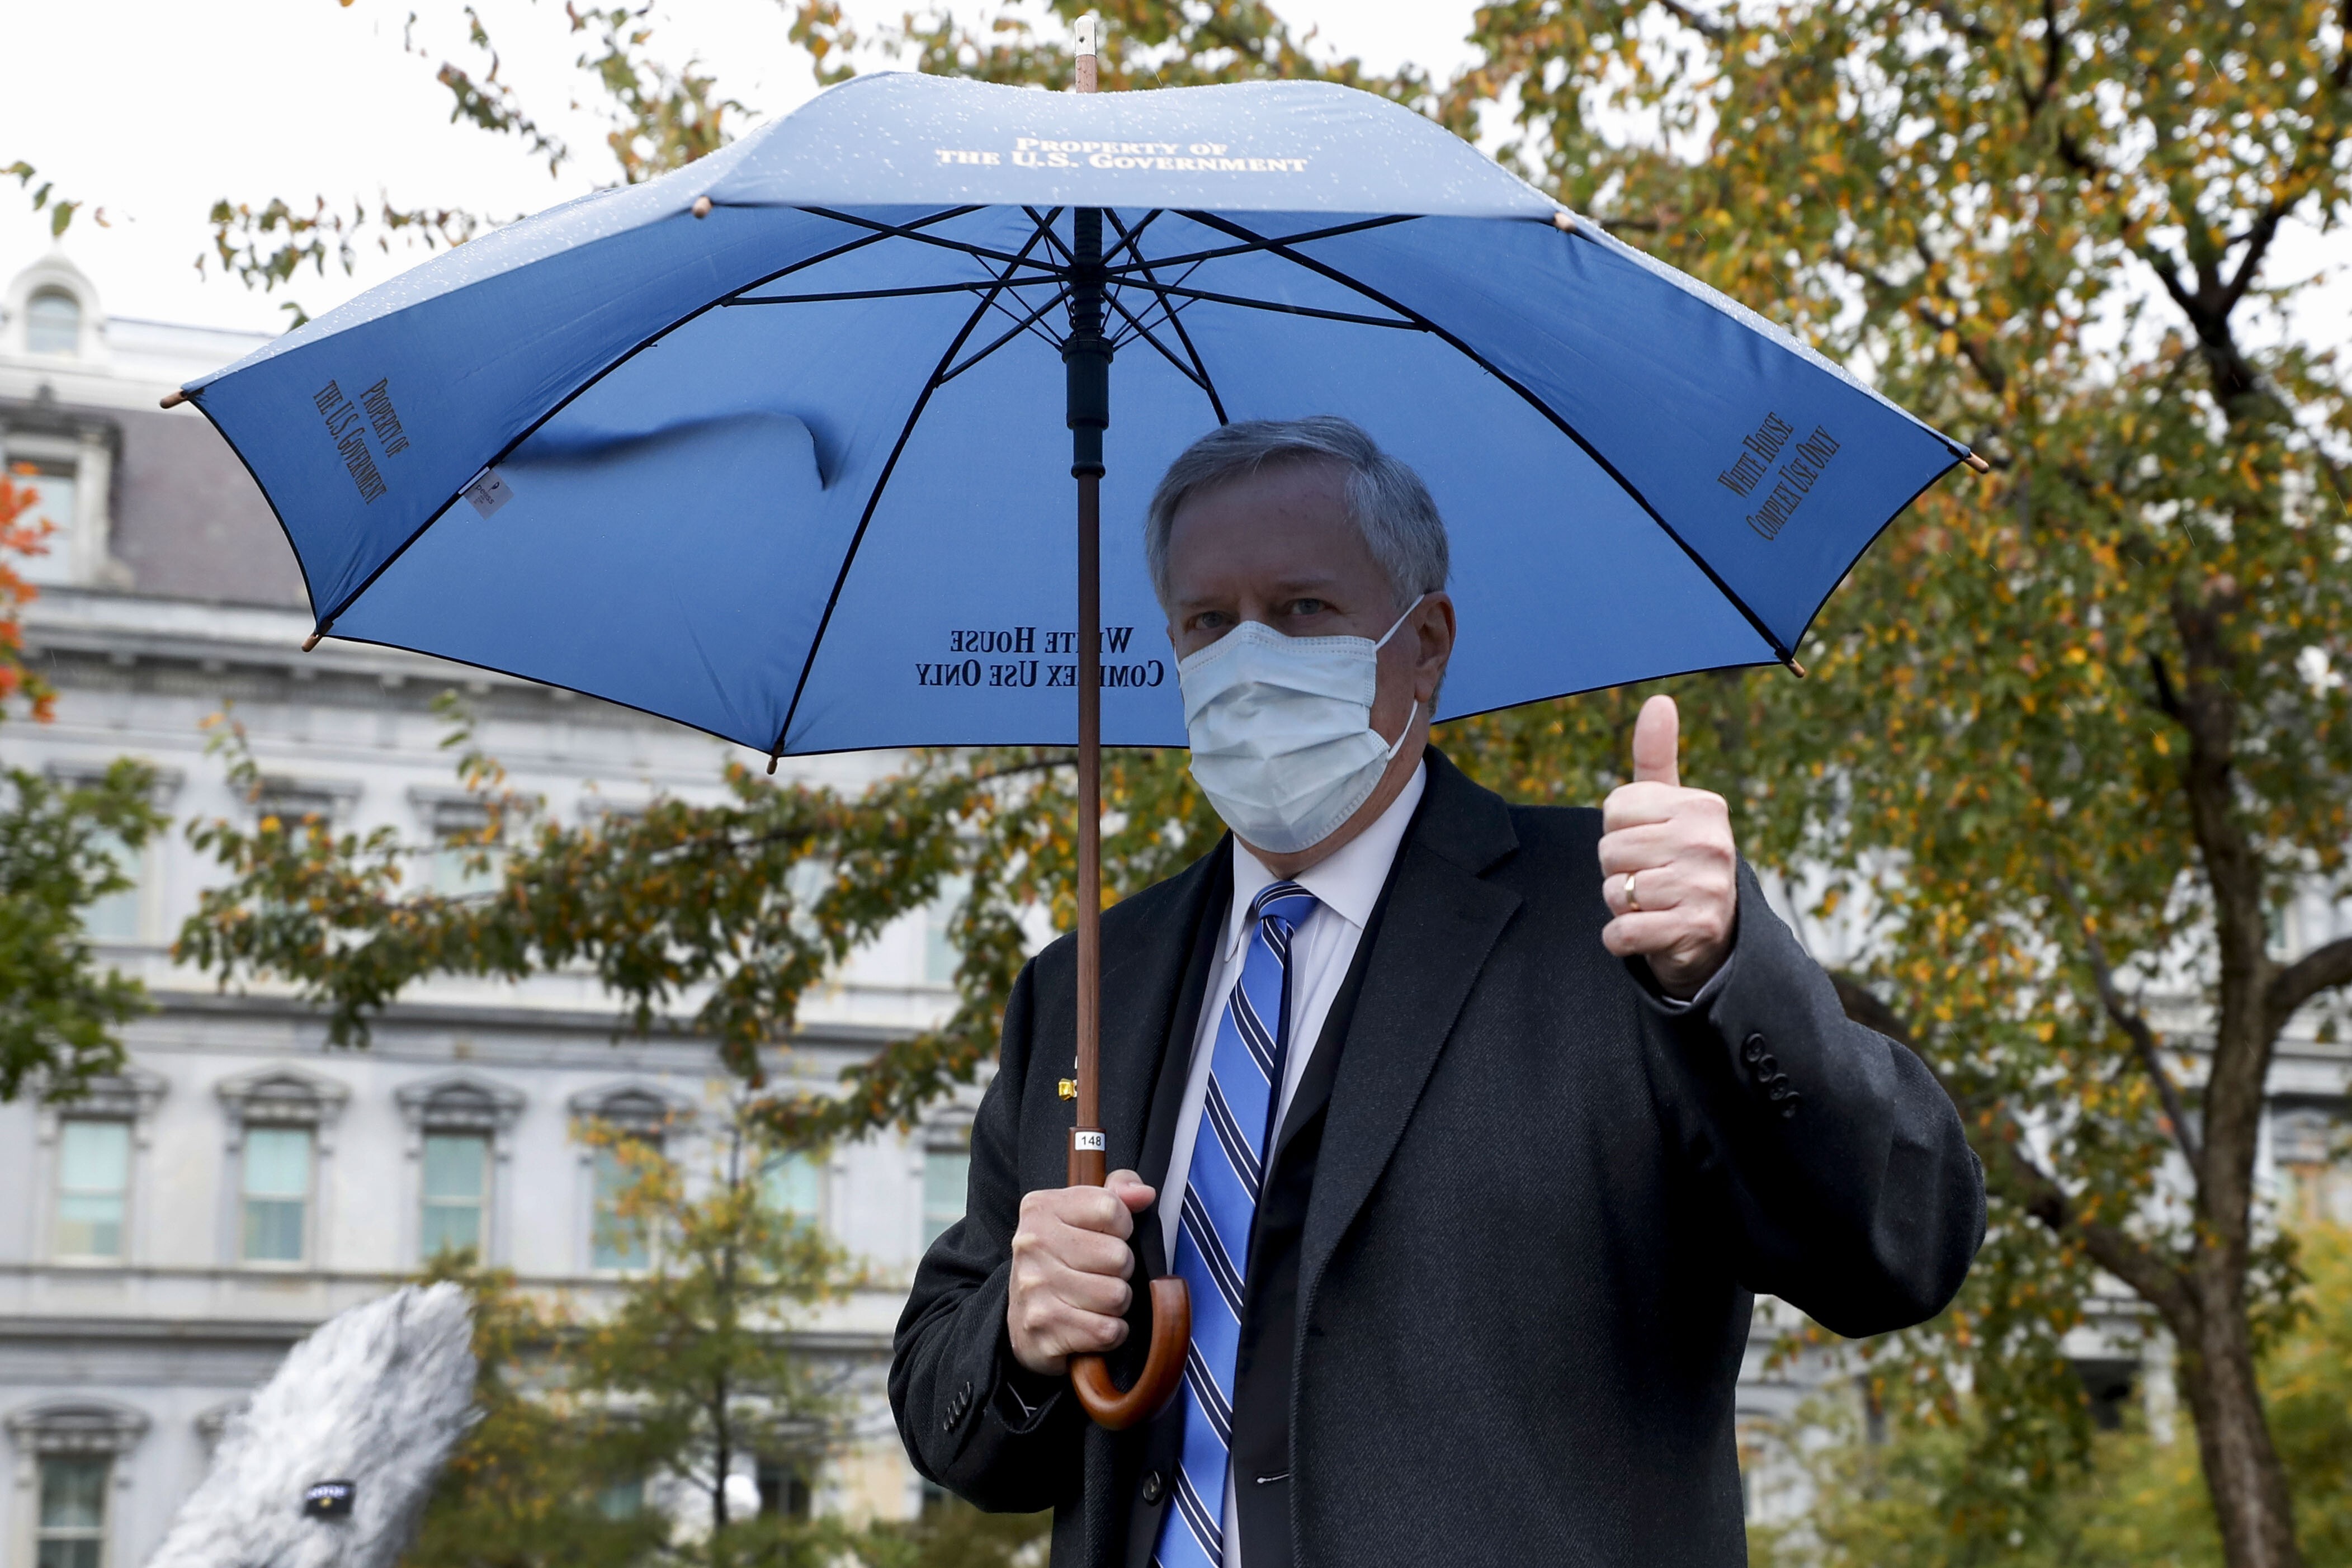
146, 1283, 477, 1568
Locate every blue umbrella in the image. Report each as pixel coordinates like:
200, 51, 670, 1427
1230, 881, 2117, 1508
166, 51, 1975, 1427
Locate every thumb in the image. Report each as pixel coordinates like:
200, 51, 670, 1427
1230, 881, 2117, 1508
1107, 1169, 1157, 1211
1631, 695, 1680, 788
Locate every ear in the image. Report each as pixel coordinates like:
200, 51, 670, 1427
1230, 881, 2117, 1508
1412, 592, 1457, 704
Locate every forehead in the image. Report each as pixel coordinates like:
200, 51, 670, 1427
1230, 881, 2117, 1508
1163, 459, 1381, 596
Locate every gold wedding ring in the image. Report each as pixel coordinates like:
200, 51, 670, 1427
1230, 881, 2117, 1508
1626, 869, 1642, 911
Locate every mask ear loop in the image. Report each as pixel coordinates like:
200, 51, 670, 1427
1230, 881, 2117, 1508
1373, 593, 1429, 651
1375, 594, 1429, 760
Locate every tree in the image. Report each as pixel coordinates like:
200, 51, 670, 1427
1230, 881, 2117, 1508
1753, 1224, 2352, 1567
571, 1099, 851, 1567
176, 2, 2352, 1561
402, 1259, 663, 1568
0, 468, 161, 1101
1425, 4, 2352, 1565
405, 1099, 852, 1568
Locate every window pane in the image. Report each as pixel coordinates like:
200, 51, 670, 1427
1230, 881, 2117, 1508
423, 1134, 487, 1200
59, 1120, 130, 1192
37, 1454, 108, 1568
242, 1127, 312, 1263
243, 1198, 306, 1263
597, 1477, 643, 1519
592, 1144, 650, 1272
27, 290, 81, 355
12, 467, 76, 586
421, 1202, 483, 1258
81, 831, 144, 942
422, 1132, 488, 1260
243, 1127, 313, 1198
761, 1152, 821, 1224
924, 877, 970, 985
56, 1193, 124, 1259
58, 1121, 131, 1260
922, 1149, 969, 1248
39, 1456, 107, 1527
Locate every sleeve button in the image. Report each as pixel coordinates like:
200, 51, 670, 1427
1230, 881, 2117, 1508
1141, 1470, 1166, 1504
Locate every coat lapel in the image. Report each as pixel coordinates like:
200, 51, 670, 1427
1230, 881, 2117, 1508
1095, 843, 1226, 1248
1298, 749, 1522, 1309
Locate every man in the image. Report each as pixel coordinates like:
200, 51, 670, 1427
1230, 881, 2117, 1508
891, 417, 1983, 1567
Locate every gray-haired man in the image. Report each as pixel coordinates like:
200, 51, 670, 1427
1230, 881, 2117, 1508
891, 417, 1983, 1567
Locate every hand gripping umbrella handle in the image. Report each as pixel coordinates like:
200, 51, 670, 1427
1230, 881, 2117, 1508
1066, 1127, 1189, 1428
1071, 1276, 1191, 1429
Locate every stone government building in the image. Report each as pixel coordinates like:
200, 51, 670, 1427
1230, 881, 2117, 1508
1, 248, 2346, 1567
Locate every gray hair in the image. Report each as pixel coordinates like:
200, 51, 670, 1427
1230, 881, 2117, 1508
1144, 417, 1449, 613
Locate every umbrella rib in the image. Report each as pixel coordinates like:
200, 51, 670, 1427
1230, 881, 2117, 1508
1097, 213, 1419, 278
724, 280, 1055, 306
771, 224, 1064, 759
1104, 209, 1227, 425
307, 205, 987, 636
1180, 211, 1800, 664
1099, 288, 1213, 398
938, 287, 1074, 385
801, 206, 1070, 281
1110, 278, 1420, 330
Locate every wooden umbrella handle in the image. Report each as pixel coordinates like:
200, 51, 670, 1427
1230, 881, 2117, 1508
1071, 1276, 1191, 1429
1061, 21, 1186, 1435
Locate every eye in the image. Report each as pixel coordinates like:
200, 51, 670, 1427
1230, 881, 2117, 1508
1191, 610, 1231, 632
1284, 598, 1328, 617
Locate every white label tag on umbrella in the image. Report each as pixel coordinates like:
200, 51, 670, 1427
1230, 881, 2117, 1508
464, 468, 513, 519
1074, 1131, 1105, 1151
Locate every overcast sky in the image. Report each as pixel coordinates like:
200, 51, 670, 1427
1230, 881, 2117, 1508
2, 0, 1482, 334
5, 0, 2341, 365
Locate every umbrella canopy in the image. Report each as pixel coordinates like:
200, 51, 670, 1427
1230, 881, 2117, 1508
177, 69, 1966, 760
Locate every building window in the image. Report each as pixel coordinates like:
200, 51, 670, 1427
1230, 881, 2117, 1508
26, 289, 81, 356
426, 799, 504, 896
761, 1150, 824, 1230
7, 456, 77, 587
597, 1476, 644, 1519
923, 876, 970, 986
757, 1454, 812, 1520
79, 829, 147, 943
54, 1120, 130, 1261
35, 1454, 109, 1568
396, 1075, 523, 1266
923, 1137, 970, 1248
421, 1132, 490, 1259
241, 1126, 313, 1263
592, 1141, 655, 1273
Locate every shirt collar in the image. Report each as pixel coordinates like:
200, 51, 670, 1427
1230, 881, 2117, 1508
1225, 757, 1428, 961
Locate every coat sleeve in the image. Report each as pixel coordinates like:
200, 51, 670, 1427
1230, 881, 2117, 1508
1641, 862, 1986, 1337
889, 956, 1087, 1511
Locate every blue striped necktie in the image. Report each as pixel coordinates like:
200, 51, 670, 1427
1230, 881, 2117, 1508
1155, 880, 1318, 1568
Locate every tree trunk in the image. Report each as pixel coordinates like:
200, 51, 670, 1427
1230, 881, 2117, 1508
2174, 1262, 2305, 1568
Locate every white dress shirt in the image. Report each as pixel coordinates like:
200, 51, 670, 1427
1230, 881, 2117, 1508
1153, 759, 1425, 1568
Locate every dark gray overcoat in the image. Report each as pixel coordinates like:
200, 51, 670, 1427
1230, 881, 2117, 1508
891, 749, 1983, 1566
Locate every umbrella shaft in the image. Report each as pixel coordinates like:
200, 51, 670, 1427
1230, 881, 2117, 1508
1069, 206, 1111, 1182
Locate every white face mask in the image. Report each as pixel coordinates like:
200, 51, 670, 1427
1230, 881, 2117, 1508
1177, 599, 1422, 855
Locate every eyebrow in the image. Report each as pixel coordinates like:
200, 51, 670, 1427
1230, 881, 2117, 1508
1173, 573, 1350, 611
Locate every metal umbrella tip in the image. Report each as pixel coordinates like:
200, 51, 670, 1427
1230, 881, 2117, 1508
692, 196, 714, 219
1552, 210, 1576, 233
160, 389, 190, 409
302, 632, 323, 652
1962, 451, 1991, 474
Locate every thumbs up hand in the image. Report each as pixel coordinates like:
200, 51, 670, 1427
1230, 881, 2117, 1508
1599, 695, 1737, 999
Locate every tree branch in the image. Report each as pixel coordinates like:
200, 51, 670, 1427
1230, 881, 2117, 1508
1829, 971, 2194, 1326
1652, 0, 1727, 42
2050, 868, 2203, 1172
2264, 933, 2352, 1036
